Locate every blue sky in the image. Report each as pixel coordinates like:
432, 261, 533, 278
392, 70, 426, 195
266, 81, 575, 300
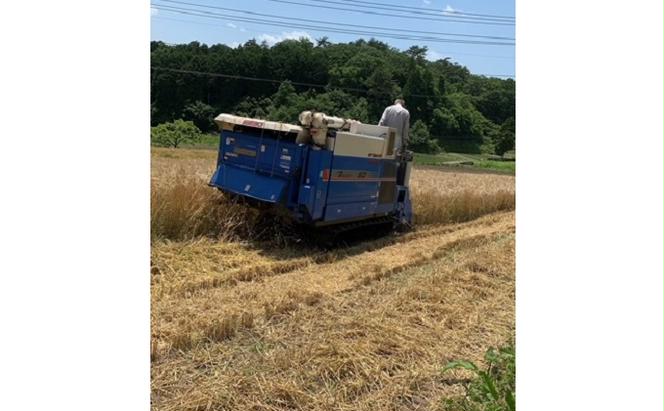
150, 0, 514, 77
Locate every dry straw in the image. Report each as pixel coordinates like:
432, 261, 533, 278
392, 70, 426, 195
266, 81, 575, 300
151, 213, 516, 410
151, 148, 515, 241
150, 148, 516, 410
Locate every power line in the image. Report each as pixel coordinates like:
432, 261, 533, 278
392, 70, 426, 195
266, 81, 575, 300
434, 52, 514, 60
267, 0, 514, 26
151, 66, 435, 97
152, 16, 515, 60
158, 0, 514, 41
154, 16, 311, 45
327, 0, 514, 20
479, 74, 515, 78
152, 5, 515, 46
152, 5, 512, 46
293, 0, 513, 23
150, 67, 514, 95
153, 15, 300, 42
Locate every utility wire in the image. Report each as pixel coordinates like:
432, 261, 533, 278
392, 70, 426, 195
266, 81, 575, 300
158, 0, 514, 41
152, 16, 515, 60
293, 0, 513, 23
322, 0, 514, 20
150, 66, 514, 98
478, 74, 515, 78
152, 16, 301, 44
267, 0, 514, 26
153, 5, 512, 45
152, 66, 436, 97
152, 5, 515, 46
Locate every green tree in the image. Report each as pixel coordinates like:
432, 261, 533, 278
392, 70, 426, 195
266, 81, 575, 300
471, 78, 515, 124
316, 36, 331, 48
402, 62, 438, 123
494, 117, 515, 155
365, 64, 400, 121
182, 100, 216, 132
405, 45, 428, 64
235, 97, 272, 119
431, 107, 460, 136
267, 81, 304, 122
409, 120, 441, 153
151, 120, 203, 148
429, 94, 498, 153
149, 39, 515, 155
429, 58, 470, 94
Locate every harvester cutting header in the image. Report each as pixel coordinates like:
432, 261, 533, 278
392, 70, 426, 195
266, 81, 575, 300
208, 107, 413, 236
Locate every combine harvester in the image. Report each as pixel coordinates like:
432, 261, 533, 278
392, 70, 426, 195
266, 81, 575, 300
209, 111, 413, 241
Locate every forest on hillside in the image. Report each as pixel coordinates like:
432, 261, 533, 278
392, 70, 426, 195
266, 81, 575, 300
151, 38, 515, 154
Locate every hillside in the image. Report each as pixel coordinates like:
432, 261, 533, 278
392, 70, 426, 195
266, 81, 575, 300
151, 39, 515, 154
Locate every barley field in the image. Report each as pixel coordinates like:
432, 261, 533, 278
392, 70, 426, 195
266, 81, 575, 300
150, 147, 515, 411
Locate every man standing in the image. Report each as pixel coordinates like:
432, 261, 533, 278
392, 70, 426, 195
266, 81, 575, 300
379, 98, 410, 153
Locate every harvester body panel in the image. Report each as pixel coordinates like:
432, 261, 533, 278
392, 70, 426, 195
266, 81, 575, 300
209, 114, 413, 229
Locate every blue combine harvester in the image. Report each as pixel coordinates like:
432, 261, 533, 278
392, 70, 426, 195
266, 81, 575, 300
209, 111, 413, 237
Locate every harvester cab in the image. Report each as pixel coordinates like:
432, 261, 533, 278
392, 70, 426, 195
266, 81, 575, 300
208, 111, 413, 236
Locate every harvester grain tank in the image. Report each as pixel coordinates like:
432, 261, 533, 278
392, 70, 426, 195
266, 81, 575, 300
208, 111, 413, 236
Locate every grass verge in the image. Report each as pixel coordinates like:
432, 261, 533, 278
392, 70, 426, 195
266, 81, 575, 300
414, 152, 516, 174
441, 343, 515, 411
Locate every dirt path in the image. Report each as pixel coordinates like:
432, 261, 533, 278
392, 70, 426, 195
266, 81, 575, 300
151, 211, 515, 411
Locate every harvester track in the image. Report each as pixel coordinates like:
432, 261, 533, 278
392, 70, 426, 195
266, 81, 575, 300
310, 216, 399, 247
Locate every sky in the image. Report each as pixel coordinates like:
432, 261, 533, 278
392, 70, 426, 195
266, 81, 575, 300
150, 0, 515, 78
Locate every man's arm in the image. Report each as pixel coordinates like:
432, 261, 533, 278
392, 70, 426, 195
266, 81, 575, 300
379, 107, 388, 126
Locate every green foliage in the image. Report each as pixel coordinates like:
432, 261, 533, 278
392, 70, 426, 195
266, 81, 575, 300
150, 120, 203, 148
473, 159, 516, 173
409, 120, 441, 153
182, 100, 216, 132
429, 93, 499, 153
405, 45, 429, 63
442, 93, 495, 137
266, 81, 301, 122
182, 133, 219, 149
432, 107, 461, 136
413, 152, 468, 164
150, 39, 515, 154
234, 96, 272, 119
470, 78, 515, 125
365, 64, 401, 119
494, 117, 516, 155
413, 152, 515, 173
429, 59, 471, 94
403, 59, 439, 123
264, 82, 370, 124
441, 344, 515, 411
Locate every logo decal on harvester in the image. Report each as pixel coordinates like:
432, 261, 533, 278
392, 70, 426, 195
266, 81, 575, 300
242, 119, 264, 128
321, 169, 396, 182
233, 147, 257, 157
